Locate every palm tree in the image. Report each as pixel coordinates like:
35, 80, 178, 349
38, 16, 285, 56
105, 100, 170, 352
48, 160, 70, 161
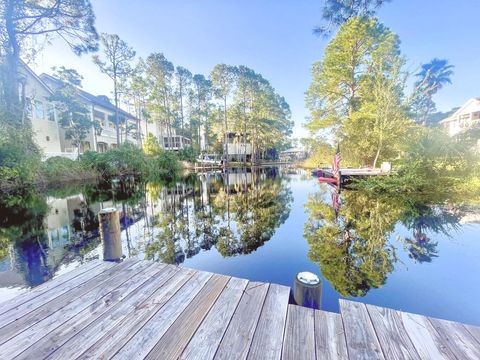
414, 58, 454, 124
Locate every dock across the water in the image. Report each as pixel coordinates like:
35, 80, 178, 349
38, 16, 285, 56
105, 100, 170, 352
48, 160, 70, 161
0, 259, 479, 359
313, 167, 391, 187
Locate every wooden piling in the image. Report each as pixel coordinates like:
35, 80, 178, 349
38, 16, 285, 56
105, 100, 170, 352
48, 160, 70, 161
293, 272, 322, 309
98, 207, 123, 261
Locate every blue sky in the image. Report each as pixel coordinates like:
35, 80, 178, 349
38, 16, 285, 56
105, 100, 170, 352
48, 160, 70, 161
32, 0, 480, 138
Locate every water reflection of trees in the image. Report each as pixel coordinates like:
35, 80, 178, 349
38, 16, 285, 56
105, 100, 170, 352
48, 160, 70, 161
0, 178, 146, 287
304, 187, 466, 297
145, 168, 293, 264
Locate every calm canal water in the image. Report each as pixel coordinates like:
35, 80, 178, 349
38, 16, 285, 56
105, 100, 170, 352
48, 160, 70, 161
1, 167, 479, 325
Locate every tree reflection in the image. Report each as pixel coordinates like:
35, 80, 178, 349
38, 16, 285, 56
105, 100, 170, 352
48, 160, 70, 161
400, 200, 462, 263
304, 185, 466, 297
304, 189, 398, 297
144, 168, 293, 263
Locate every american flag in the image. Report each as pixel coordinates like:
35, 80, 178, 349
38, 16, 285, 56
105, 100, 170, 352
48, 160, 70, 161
331, 144, 341, 177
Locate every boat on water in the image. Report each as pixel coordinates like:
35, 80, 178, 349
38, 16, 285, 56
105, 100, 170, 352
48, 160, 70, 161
196, 154, 224, 167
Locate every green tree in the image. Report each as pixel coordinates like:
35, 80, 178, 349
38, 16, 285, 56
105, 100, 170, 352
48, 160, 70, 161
145, 53, 175, 149
92, 33, 136, 145
412, 58, 454, 124
1, 0, 98, 120
49, 67, 94, 156
306, 17, 409, 166
191, 74, 213, 151
175, 66, 192, 138
313, 0, 391, 36
210, 64, 237, 167
231, 66, 292, 163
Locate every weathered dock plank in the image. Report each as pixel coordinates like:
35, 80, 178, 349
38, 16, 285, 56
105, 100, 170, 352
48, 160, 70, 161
339, 300, 385, 360
1, 259, 479, 360
282, 304, 315, 360
0, 260, 124, 345
145, 274, 230, 359
112, 270, 212, 359
0, 260, 115, 331
314, 310, 348, 360
247, 283, 290, 360
0, 260, 152, 359
429, 317, 480, 360
214, 282, 270, 360
399, 311, 456, 360
73, 267, 195, 359
13, 261, 170, 360
365, 304, 421, 360
180, 277, 248, 360
0, 259, 102, 315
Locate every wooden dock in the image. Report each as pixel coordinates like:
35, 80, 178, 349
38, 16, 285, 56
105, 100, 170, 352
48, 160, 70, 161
313, 168, 389, 187
1, 259, 479, 359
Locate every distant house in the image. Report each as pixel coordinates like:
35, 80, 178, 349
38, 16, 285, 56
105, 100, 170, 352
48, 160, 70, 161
439, 98, 480, 136
226, 132, 252, 162
279, 148, 307, 162
139, 110, 191, 151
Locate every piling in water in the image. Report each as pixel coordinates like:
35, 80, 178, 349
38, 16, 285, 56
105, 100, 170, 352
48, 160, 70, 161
293, 271, 322, 309
98, 207, 123, 261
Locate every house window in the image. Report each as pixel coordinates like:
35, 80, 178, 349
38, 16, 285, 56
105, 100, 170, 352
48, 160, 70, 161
35, 100, 44, 120
472, 112, 480, 120
81, 141, 91, 152
97, 142, 108, 153
47, 104, 55, 122
93, 109, 106, 127
46, 136, 50, 141
25, 98, 32, 119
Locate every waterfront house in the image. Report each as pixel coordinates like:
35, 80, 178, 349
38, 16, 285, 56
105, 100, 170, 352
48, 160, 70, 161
226, 132, 252, 161
439, 97, 480, 136
40, 73, 141, 154
19, 62, 142, 159
18, 63, 65, 159
279, 147, 307, 162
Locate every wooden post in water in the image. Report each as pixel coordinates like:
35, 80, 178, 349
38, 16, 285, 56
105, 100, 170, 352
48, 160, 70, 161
294, 272, 322, 309
98, 207, 123, 261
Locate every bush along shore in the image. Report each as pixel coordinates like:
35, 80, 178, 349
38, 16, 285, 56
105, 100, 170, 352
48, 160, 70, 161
0, 138, 184, 194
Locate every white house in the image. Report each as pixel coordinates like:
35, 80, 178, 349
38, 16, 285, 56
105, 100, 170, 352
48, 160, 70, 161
226, 132, 252, 161
145, 120, 191, 151
20, 62, 192, 158
18, 63, 65, 158
18, 62, 144, 159
40, 73, 141, 154
439, 98, 480, 136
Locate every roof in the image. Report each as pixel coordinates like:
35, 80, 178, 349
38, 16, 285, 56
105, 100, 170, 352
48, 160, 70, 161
439, 97, 480, 124
39, 73, 137, 120
18, 60, 54, 95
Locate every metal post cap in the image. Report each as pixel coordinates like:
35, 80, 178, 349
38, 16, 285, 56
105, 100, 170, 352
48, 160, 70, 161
296, 272, 320, 285
99, 207, 117, 214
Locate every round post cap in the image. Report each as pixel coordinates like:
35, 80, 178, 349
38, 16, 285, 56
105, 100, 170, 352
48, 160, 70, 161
296, 272, 320, 285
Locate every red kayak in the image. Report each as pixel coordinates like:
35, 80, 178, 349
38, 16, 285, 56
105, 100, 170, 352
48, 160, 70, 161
318, 177, 338, 183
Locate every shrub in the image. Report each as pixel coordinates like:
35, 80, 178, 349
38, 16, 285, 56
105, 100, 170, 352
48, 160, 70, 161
0, 125, 41, 187
42, 156, 82, 179
148, 150, 182, 182
177, 146, 197, 162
